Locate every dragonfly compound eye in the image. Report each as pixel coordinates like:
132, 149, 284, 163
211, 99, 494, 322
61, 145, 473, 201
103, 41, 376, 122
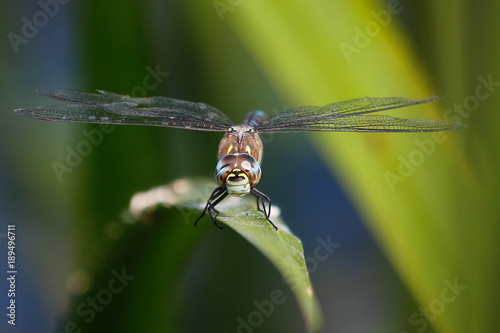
215, 153, 261, 197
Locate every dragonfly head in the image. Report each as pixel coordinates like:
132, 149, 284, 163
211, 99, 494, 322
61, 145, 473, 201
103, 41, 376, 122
215, 153, 261, 196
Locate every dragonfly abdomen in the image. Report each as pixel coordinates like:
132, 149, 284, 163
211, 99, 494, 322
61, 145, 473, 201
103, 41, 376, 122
242, 110, 266, 128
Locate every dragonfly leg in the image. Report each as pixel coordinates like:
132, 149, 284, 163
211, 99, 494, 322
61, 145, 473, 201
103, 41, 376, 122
250, 188, 278, 231
195, 187, 228, 229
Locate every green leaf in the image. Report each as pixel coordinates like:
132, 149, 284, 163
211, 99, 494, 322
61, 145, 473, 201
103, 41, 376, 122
130, 178, 323, 332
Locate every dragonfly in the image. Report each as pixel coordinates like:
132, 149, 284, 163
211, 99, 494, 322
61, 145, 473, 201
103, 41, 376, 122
15, 90, 466, 230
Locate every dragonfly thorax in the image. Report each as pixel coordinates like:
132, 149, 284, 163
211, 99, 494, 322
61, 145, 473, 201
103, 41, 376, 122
215, 153, 261, 196
218, 126, 263, 164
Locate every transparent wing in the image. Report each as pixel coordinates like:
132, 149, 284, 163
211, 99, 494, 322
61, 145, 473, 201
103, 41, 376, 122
256, 96, 467, 133
14, 90, 234, 132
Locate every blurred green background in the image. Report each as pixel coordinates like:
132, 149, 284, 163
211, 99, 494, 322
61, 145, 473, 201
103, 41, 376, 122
1, 0, 497, 332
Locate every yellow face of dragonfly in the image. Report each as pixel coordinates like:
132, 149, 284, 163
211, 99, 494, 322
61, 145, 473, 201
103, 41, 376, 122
215, 153, 261, 196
